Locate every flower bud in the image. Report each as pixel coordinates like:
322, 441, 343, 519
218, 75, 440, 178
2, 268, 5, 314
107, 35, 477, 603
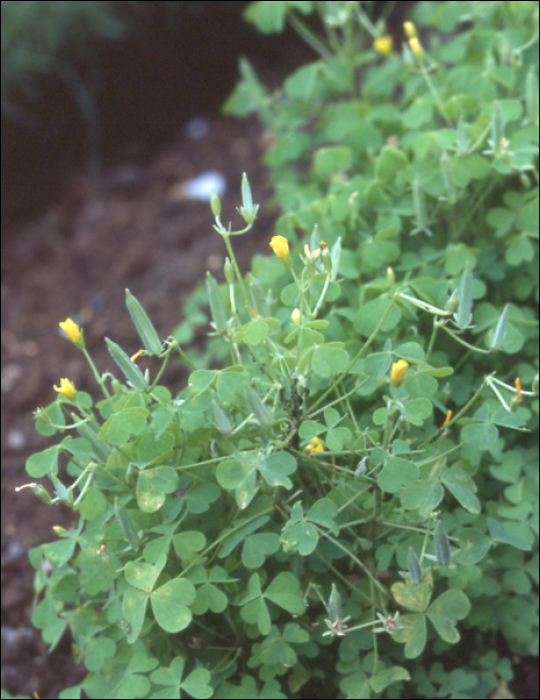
373, 35, 393, 56
391, 359, 409, 386
59, 318, 84, 347
270, 235, 292, 268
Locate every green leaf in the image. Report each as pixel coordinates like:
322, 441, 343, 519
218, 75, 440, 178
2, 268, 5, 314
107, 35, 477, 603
181, 668, 213, 699
137, 466, 178, 513
188, 369, 217, 397
375, 147, 408, 183
403, 398, 433, 426
312, 344, 349, 377
281, 519, 318, 555
173, 531, 206, 560
392, 614, 427, 658
461, 421, 498, 450
151, 578, 195, 633
243, 532, 281, 568
26, 445, 59, 478
125, 554, 166, 592
259, 451, 296, 488
451, 154, 490, 187
313, 146, 353, 178
369, 666, 411, 692
394, 342, 426, 363
265, 572, 304, 614
392, 572, 433, 612
400, 480, 445, 516
243, 318, 270, 345
353, 296, 401, 336
441, 467, 481, 514
455, 528, 492, 565
427, 589, 470, 643
378, 457, 419, 494
123, 587, 148, 644
486, 517, 532, 550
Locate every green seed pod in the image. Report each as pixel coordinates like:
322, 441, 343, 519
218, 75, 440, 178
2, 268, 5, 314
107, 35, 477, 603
115, 497, 140, 551
328, 583, 343, 622
210, 188, 221, 217
50, 473, 73, 506
32, 483, 52, 504
224, 257, 235, 285
490, 304, 509, 351
212, 400, 232, 434
125, 289, 161, 356
440, 149, 457, 203
491, 103, 504, 148
453, 261, 473, 329
532, 373, 539, 395
75, 415, 112, 463
237, 172, 259, 224
206, 272, 227, 332
106, 338, 147, 391
244, 383, 271, 427
525, 65, 538, 124
408, 546, 423, 585
434, 519, 452, 565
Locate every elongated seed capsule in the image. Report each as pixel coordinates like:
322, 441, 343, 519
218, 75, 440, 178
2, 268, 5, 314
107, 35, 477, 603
125, 290, 161, 356
328, 583, 343, 622
106, 338, 147, 391
206, 272, 227, 332
434, 519, 452, 565
74, 414, 112, 462
408, 546, 423, 585
490, 304, 509, 351
244, 383, 271, 426
454, 261, 473, 328
212, 400, 232, 434
115, 497, 140, 551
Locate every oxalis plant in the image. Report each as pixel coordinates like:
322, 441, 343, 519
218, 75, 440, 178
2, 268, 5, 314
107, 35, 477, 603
16, 172, 537, 700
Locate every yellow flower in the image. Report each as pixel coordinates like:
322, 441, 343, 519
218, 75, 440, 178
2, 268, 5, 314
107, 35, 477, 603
291, 308, 301, 324
54, 378, 76, 399
515, 377, 522, 402
403, 21, 416, 38
304, 436, 324, 453
443, 409, 452, 427
409, 37, 422, 58
59, 318, 81, 344
391, 359, 409, 386
270, 235, 291, 265
373, 35, 393, 56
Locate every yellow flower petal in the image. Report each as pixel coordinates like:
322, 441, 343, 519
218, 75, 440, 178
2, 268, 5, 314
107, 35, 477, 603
391, 360, 409, 386
304, 436, 324, 453
373, 35, 393, 56
270, 235, 291, 264
59, 318, 81, 344
54, 378, 76, 399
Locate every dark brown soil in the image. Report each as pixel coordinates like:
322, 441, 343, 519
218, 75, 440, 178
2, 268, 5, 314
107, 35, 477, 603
1, 3, 537, 699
